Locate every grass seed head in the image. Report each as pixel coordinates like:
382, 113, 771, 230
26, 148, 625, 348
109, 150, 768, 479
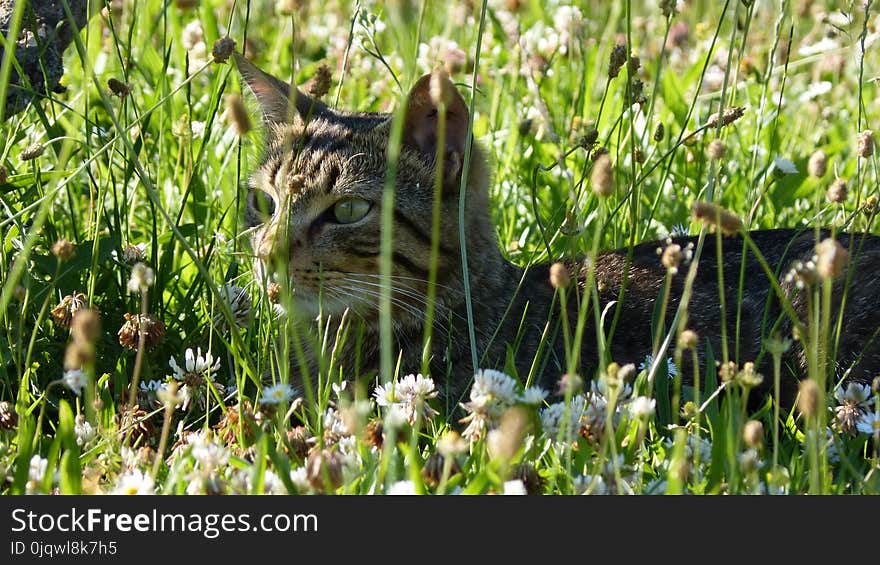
743, 420, 764, 448
308, 64, 332, 100
705, 106, 745, 129
653, 122, 665, 142
107, 78, 131, 97
807, 149, 827, 177
608, 44, 627, 79
678, 329, 699, 350
549, 262, 571, 289
857, 130, 874, 158
51, 239, 75, 261
690, 201, 742, 235
20, 143, 45, 161
707, 139, 727, 161
798, 379, 820, 418
225, 94, 252, 136
70, 308, 101, 344
827, 178, 847, 203
815, 238, 848, 280
591, 153, 614, 196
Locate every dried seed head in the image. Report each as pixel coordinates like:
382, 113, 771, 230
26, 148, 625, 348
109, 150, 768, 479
116, 405, 156, 446
50, 292, 88, 329
857, 130, 874, 158
653, 122, 665, 143
51, 239, 76, 261
70, 308, 101, 344
225, 94, 252, 136
211, 36, 237, 63
678, 329, 699, 350
107, 78, 131, 97
363, 418, 384, 450
267, 282, 282, 304
578, 127, 599, 149
628, 55, 641, 75
591, 153, 614, 196
118, 313, 166, 351
306, 449, 344, 492
660, 0, 678, 17
863, 195, 878, 216
608, 44, 627, 79
122, 244, 146, 264
690, 201, 742, 235
20, 143, 45, 161
661, 243, 683, 273
827, 178, 847, 203
549, 262, 571, 289
798, 379, 820, 418
807, 149, 827, 178
308, 64, 332, 100
815, 238, 848, 280
705, 106, 745, 129
707, 139, 727, 161
0, 400, 18, 431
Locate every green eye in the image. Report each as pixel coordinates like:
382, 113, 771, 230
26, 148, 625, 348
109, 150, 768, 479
332, 198, 371, 224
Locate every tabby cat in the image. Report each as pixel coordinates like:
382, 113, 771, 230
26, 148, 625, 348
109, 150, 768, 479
236, 53, 880, 403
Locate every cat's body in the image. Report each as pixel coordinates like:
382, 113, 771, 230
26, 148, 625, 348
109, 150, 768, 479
236, 54, 880, 403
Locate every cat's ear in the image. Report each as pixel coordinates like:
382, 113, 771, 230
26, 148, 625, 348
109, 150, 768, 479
402, 70, 470, 186
233, 52, 324, 124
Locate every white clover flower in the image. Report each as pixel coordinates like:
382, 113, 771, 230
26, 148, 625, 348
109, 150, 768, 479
289, 467, 312, 493
382, 404, 408, 431
261, 470, 288, 495
28, 455, 48, 483
386, 480, 417, 495
169, 347, 221, 382
331, 381, 348, 399
470, 369, 518, 406
630, 396, 656, 419
503, 479, 527, 495
74, 415, 96, 447
62, 369, 87, 396
127, 262, 155, 294
519, 386, 548, 406
591, 377, 632, 400
259, 383, 296, 406
187, 431, 230, 470
213, 284, 252, 331
540, 395, 585, 440
834, 382, 872, 408
857, 412, 880, 435
113, 469, 155, 495
372, 382, 397, 407
322, 407, 349, 438
772, 156, 798, 176
373, 374, 438, 425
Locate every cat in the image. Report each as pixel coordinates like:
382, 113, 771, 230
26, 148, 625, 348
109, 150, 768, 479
235, 53, 880, 406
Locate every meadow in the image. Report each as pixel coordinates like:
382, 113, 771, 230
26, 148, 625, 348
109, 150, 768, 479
0, 0, 879, 495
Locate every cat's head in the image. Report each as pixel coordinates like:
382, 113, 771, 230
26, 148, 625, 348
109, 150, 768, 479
236, 54, 494, 324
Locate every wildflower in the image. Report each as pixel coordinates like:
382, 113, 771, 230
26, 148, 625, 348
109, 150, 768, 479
0, 401, 18, 431
707, 139, 726, 161
549, 262, 570, 289
857, 130, 874, 158
460, 369, 520, 441
630, 396, 656, 419
50, 292, 88, 329
639, 354, 678, 378
540, 395, 586, 440
225, 94, 252, 136
63, 369, 88, 396
127, 262, 155, 293
590, 153, 614, 196
259, 383, 296, 405
169, 347, 221, 383
503, 480, 527, 495
857, 412, 880, 435
74, 414, 96, 447
306, 449, 344, 492
705, 106, 745, 129
834, 382, 872, 408
815, 238, 848, 280
736, 362, 764, 389
772, 156, 798, 177
784, 258, 818, 289
362, 419, 384, 449
827, 178, 847, 203
116, 405, 155, 446
743, 420, 764, 448
373, 373, 439, 425
188, 432, 230, 470
690, 201, 742, 235
807, 149, 827, 177
113, 469, 155, 495
107, 77, 131, 97
20, 143, 45, 161
308, 64, 332, 99
267, 282, 282, 304
118, 313, 166, 350
834, 382, 873, 434
437, 431, 468, 458
51, 239, 75, 261
519, 386, 548, 406
660, 242, 683, 273
211, 36, 236, 63
213, 284, 252, 331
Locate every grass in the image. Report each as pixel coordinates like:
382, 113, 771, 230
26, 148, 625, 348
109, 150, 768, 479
0, 0, 879, 495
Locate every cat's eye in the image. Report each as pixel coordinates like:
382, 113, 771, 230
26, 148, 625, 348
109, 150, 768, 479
332, 198, 371, 224
248, 190, 276, 220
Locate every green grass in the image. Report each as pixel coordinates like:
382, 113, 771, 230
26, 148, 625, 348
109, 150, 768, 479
1, 0, 879, 495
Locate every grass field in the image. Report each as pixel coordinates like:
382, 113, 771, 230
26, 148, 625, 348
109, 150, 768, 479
1, 0, 879, 495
